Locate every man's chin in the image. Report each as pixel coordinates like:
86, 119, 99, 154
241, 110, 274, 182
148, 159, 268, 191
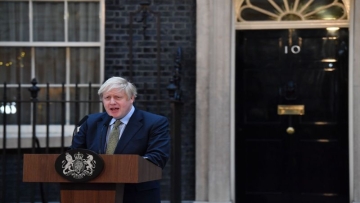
105, 111, 117, 118
109, 113, 122, 119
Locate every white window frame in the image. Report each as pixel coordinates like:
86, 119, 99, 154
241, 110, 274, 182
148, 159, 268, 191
0, 0, 105, 149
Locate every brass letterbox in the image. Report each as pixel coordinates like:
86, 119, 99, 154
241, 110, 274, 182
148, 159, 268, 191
277, 105, 305, 115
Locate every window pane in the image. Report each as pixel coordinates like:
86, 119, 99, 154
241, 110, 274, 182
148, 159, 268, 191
70, 87, 101, 123
0, 2, 29, 41
70, 48, 100, 83
68, 2, 100, 42
0, 47, 31, 84
33, 2, 64, 41
37, 87, 64, 124
35, 48, 66, 84
0, 87, 31, 125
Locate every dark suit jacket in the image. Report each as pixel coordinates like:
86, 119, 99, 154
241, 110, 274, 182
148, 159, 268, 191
71, 108, 170, 203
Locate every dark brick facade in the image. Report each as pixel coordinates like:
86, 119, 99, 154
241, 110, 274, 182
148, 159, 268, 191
105, 0, 196, 200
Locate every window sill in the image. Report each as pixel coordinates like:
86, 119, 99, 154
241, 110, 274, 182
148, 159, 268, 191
0, 125, 74, 149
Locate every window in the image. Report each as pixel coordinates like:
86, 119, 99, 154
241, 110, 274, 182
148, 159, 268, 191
235, 0, 349, 22
0, 0, 105, 148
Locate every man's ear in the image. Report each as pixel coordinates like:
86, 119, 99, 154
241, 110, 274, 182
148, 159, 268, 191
130, 95, 135, 102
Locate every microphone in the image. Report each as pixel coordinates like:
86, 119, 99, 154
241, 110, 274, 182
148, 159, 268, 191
77, 115, 89, 126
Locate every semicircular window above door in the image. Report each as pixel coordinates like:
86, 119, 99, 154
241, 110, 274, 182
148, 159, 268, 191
235, 0, 350, 22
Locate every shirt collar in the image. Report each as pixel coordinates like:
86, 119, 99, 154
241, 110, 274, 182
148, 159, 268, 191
110, 105, 135, 126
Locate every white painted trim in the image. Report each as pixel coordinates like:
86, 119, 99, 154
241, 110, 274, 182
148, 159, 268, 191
64, 0, 68, 42
27, 200, 197, 203
344, 0, 351, 16
0, 42, 101, 47
43, 0, 99, 1
29, 0, 33, 42
66, 47, 71, 124
192, 202, 232, 203
99, 0, 105, 112
233, 1, 353, 203
230, 1, 236, 203
31, 47, 35, 79
236, 20, 349, 30
100, 0, 105, 83
0, 84, 101, 88
31, 200, 211, 203
28, 0, 100, 1
0, 125, 74, 149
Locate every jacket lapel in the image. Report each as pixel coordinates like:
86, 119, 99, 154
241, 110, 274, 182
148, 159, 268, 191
116, 109, 143, 153
97, 113, 112, 154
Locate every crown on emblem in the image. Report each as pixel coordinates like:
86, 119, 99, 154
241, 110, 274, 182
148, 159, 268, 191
74, 152, 83, 160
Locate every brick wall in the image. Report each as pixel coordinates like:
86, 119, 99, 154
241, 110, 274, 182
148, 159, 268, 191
105, 0, 196, 200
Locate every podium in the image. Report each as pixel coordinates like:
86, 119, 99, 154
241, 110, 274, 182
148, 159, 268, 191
23, 154, 162, 203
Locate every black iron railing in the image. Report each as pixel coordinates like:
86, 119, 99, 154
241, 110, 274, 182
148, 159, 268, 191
0, 81, 104, 202
0, 74, 182, 202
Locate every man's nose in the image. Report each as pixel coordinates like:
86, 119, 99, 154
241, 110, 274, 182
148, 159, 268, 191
109, 97, 116, 103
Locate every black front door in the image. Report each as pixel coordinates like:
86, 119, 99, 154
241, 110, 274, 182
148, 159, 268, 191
235, 29, 349, 203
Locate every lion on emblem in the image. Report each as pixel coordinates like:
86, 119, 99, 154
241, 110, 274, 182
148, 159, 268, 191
62, 153, 74, 174
84, 154, 96, 175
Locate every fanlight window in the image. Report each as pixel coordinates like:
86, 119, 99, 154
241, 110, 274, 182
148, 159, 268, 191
235, 0, 349, 22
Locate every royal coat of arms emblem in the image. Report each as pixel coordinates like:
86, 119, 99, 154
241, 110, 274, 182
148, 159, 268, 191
55, 149, 104, 182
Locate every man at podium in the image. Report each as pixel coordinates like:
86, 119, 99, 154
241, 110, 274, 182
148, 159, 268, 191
71, 76, 170, 203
